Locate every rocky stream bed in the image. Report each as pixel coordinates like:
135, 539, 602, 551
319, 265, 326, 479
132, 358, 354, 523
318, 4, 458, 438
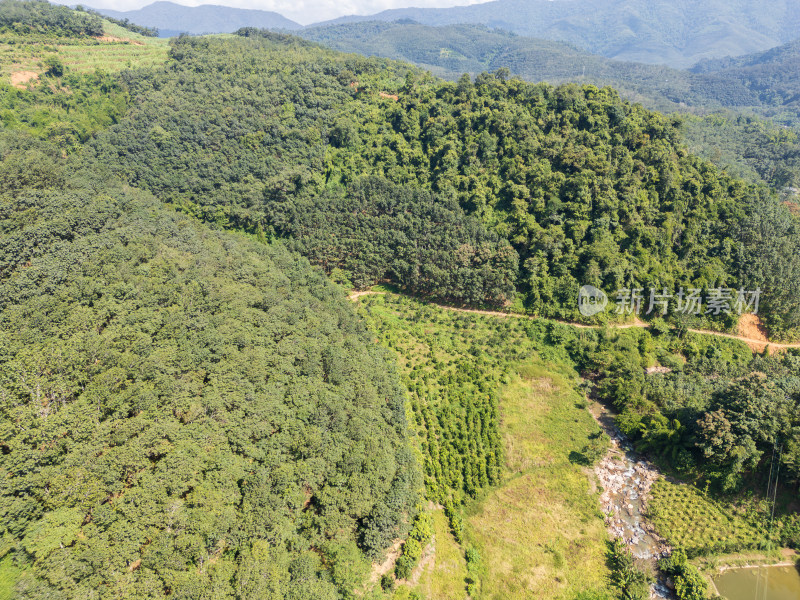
591, 402, 674, 599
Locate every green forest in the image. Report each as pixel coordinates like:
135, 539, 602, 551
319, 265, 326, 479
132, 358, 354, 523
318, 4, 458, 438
302, 21, 800, 188
301, 21, 800, 124
78, 32, 800, 336
0, 132, 421, 599
1, 2, 799, 599
0, 0, 103, 37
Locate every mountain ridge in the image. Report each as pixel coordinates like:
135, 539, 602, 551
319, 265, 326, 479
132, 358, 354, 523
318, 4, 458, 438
308, 0, 800, 68
89, 0, 800, 68
91, 0, 301, 36
300, 20, 800, 128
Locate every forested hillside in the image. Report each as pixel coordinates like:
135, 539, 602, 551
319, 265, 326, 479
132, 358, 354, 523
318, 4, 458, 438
0, 69, 128, 151
0, 131, 420, 598
2, 3, 800, 599
82, 33, 518, 307
300, 21, 714, 113
303, 20, 800, 129
689, 38, 800, 125
0, 0, 103, 37
681, 113, 800, 190
82, 31, 800, 336
301, 21, 800, 191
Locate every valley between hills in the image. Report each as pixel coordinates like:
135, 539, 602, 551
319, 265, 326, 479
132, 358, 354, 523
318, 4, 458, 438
1, 2, 799, 600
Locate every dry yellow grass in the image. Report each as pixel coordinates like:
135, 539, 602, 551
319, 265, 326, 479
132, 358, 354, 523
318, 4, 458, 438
403, 510, 469, 600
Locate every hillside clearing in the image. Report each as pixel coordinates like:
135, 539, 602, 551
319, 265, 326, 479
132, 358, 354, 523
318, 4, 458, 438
0, 20, 168, 82
360, 294, 613, 600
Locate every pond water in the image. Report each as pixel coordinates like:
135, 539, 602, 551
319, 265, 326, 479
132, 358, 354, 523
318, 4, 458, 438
713, 565, 800, 600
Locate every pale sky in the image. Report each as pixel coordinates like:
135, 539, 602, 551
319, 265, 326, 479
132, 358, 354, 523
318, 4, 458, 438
57, 0, 491, 25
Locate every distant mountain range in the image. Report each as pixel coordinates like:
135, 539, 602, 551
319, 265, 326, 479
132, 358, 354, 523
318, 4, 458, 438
314, 0, 800, 68
92, 1, 300, 37
300, 21, 800, 124
89, 0, 800, 122
300, 21, 692, 111
93, 0, 800, 68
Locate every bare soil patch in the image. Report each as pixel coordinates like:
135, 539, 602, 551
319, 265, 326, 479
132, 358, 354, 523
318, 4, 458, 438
10, 70, 38, 89
738, 313, 769, 343
369, 539, 402, 586
95, 35, 144, 46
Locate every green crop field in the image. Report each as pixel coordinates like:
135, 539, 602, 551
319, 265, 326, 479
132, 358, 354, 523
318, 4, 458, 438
648, 480, 766, 556
358, 293, 612, 600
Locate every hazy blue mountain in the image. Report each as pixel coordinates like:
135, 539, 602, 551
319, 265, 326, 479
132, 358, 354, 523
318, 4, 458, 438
300, 21, 758, 112
693, 37, 800, 73
93, 1, 301, 36
312, 0, 800, 68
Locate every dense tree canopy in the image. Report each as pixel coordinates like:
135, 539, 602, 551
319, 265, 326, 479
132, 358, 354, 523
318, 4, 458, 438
0, 0, 103, 37
275, 177, 518, 303
0, 70, 127, 152
83, 34, 516, 306
580, 321, 800, 497
681, 113, 800, 189
300, 21, 800, 196
81, 33, 800, 334
0, 133, 420, 599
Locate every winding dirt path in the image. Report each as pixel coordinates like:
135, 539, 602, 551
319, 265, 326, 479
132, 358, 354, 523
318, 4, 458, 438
348, 291, 800, 351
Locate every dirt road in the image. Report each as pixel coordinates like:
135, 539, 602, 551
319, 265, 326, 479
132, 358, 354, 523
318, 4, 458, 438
348, 291, 800, 351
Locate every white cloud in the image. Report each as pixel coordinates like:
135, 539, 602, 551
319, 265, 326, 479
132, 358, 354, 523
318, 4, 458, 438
61, 0, 491, 25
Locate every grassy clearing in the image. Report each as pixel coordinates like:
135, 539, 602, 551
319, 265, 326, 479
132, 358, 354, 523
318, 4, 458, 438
648, 479, 766, 556
465, 364, 611, 600
359, 293, 612, 600
0, 557, 20, 600
0, 19, 168, 81
393, 510, 469, 600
